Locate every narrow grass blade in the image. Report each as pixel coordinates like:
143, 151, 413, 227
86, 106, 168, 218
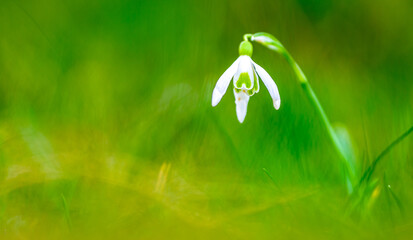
61, 194, 72, 231
359, 126, 413, 185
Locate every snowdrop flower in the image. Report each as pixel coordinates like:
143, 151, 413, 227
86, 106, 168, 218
212, 40, 281, 123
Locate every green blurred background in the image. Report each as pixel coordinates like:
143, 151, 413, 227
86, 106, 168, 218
0, 0, 412, 239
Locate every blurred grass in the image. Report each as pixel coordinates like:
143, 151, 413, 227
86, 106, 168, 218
0, 0, 413, 239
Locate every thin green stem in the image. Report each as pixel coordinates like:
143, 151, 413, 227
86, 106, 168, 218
282, 50, 355, 187
280, 49, 354, 183
243, 34, 253, 42
250, 32, 356, 191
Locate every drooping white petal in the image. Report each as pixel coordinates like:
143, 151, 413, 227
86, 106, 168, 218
212, 57, 240, 107
233, 89, 250, 123
252, 60, 281, 110
233, 56, 254, 90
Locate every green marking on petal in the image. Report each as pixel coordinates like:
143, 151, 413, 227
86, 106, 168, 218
247, 73, 259, 96
253, 72, 259, 92
235, 72, 252, 89
234, 88, 242, 93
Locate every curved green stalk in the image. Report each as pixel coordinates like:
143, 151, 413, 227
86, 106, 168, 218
248, 32, 355, 191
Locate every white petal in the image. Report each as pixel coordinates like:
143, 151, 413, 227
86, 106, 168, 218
212, 57, 240, 107
234, 89, 250, 123
233, 56, 254, 90
252, 60, 281, 110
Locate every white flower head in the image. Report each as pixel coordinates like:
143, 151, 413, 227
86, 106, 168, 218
212, 40, 281, 123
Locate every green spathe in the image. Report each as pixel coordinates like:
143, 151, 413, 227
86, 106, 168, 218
251, 32, 285, 53
239, 41, 253, 56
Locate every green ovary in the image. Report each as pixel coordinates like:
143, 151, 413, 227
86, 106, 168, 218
239, 41, 253, 56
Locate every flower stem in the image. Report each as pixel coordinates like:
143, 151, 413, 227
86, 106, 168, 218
250, 32, 355, 190
282, 49, 356, 188
281, 50, 335, 140
243, 34, 253, 42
